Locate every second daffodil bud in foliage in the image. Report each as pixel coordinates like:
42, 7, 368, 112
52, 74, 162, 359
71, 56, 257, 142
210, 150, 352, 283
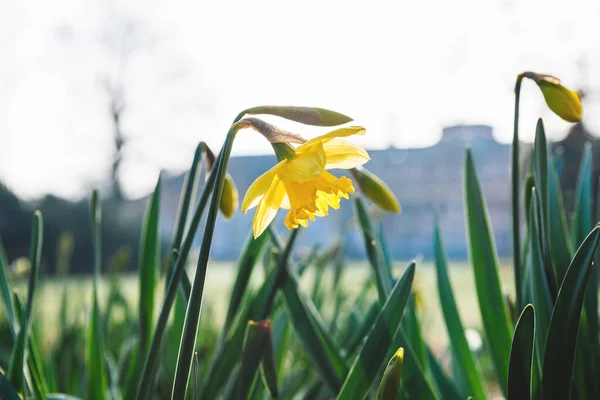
219, 173, 239, 219
351, 166, 401, 213
376, 348, 404, 400
523, 72, 582, 122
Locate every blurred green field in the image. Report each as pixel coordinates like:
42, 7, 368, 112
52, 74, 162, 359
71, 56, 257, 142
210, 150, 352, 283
19, 261, 514, 354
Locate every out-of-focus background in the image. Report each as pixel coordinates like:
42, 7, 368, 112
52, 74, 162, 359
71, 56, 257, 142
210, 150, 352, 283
2, 0, 600, 274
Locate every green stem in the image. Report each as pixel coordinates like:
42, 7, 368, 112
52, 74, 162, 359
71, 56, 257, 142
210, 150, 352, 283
135, 157, 218, 400
171, 124, 239, 400
513, 74, 524, 310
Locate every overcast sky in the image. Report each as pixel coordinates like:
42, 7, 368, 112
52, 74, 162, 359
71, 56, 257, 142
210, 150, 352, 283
2, 0, 600, 200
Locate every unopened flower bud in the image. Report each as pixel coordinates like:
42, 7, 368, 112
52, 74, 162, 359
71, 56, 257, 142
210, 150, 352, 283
522, 72, 582, 122
351, 166, 400, 213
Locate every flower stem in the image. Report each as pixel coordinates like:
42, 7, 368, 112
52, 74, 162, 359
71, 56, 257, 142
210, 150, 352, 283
512, 74, 524, 310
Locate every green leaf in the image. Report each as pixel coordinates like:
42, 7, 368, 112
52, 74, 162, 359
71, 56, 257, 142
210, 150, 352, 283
393, 328, 440, 400
426, 347, 463, 400
12, 296, 48, 398
571, 143, 592, 248
571, 143, 598, 389
8, 211, 43, 395
241, 105, 353, 126
0, 239, 17, 337
542, 225, 600, 400
433, 220, 487, 400
508, 305, 535, 400
138, 177, 161, 357
237, 320, 272, 399
260, 322, 279, 399
337, 263, 415, 400
46, 395, 84, 400
345, 300, 380, 355
135, 151, 218, 400
464, 149, 512, 394
168, 142, 204, 256
376, 348, 404, 400
533, 120, 558, 297
171, 126, 238, 400
354, 197, 392, 304
86, 191, 108, 400
526, 190, 552, 368
547, 149, 573, 285
0, 370, 20, 400
223, 231, 269, 334
282, 267, 349, 394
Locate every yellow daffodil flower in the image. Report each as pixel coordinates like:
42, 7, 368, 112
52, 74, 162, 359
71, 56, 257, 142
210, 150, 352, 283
242, 126, 370, 238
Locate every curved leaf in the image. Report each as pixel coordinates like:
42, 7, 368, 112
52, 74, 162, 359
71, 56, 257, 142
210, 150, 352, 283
542, 225, 600, 400
464, 149, 512, 394
433, 220, 487, 400
508, 305, 535, 400
337, 263, 415, 400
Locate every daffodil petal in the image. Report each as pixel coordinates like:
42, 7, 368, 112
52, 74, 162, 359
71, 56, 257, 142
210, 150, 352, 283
242, 167, 278, 212
277, 142, 325, 183
322, 140, 370, 170
253, 176, 285, 238
297, 126, 366, 151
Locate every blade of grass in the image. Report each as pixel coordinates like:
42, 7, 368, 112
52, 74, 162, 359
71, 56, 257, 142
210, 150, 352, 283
8, 211, 42, 395
87, 191, 108, 400
464, 149, 512, 394
542, 225, 600, 400
354, 197, 392, 305
337, 263, 415, 400
433, 220, 487, 400
508, 304, 535, 400
138, 177, 161, 358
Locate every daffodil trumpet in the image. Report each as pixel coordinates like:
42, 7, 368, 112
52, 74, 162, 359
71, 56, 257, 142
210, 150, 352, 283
237, 121, 370, 238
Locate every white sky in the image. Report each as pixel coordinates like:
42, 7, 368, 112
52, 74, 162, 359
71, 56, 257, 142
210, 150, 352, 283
2, 0, 600, 200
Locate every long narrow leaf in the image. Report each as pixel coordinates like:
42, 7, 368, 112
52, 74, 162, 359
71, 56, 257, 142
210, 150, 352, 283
87, 191, 108, 400
337, 263, 415, 400
547, 149, 573, 284
8, 211, 42, 395
533, 120, 558, 297
138, 177, 161, 357
433, 220, 487, 400
171, 126, 237, 399
527, 190, 552, 368
354, 197, 392, 305
223, 232, 269, 333
135, 156, 218, 400
508, 304, 535, 400
0, 238, 17, 336
0, 370, 20, 400
282, 268, 349, 394
464, 149, 512, 394
542, 225, 600, 400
